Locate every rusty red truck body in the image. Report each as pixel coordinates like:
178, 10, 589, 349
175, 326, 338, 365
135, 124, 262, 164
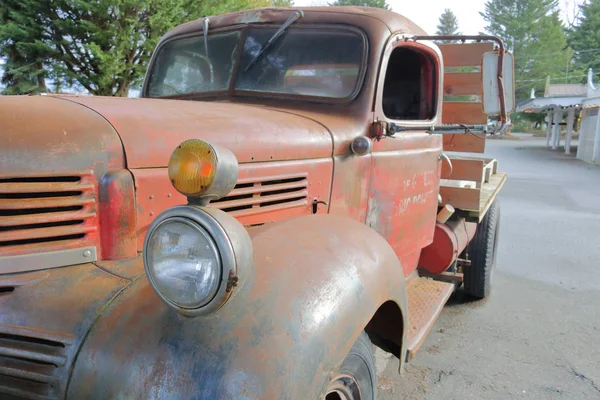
0, 6, 513, 399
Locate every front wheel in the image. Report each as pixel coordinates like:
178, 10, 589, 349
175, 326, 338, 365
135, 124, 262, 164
325, 331, 376, 400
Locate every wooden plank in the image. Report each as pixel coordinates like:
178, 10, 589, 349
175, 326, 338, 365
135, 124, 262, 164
439, 185, 481, 211
439, 43, 495, 67
443, 134, 486, 153
443, 72, 482, 96
482, 159, 498, 182
478, 172, 507, 221
441, 158, 485, 183
442, 102, 487, 125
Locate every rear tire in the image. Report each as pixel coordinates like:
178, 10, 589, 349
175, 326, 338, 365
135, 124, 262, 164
325, 331, 376, 400
463, 199, 500, 299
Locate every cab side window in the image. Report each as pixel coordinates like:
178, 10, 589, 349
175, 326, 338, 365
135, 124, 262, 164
382, 47, 437, 121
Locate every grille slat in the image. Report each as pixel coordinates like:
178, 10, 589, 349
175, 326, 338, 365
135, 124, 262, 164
0, 195, 95, 210
228, 199, 310, 217
0, 338, 66, 367
212, 190, 309, 210
0, 357, 59, 384
0, 182, 94, 195
226, 180, 308, 197
0, 172, 97, 254
212, 173, 309, 214
0, 377, 53, 400
0, 225, 96, 244
236, 172, 308, 185
0, 325, 73, 400
0, 210, 96, 227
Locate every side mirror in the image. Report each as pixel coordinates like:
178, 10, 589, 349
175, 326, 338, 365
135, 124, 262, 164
482, 51, 515, 117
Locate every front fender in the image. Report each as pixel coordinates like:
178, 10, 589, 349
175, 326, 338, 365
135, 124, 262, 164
67, 214, 407, 399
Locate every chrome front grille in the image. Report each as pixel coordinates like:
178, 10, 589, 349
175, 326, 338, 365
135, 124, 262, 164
211, 173, 309, 217
0, 171, 97, 257
0, 324, 74, 400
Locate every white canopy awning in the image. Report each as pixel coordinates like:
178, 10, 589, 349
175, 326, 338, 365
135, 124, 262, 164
516, 96, 585, 113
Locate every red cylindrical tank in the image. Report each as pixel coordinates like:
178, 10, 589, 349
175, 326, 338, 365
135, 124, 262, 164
418, 219, 477, 274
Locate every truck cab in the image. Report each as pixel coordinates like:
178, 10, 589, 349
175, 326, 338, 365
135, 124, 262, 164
0, 6, 513, 399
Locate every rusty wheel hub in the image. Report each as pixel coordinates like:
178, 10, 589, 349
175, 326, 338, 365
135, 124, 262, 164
325, 374, 362, 400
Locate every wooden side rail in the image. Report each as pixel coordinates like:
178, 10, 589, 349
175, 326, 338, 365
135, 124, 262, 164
439, 155, 506, 221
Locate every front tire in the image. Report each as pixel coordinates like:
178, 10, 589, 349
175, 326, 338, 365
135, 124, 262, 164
463, 199, 500, 299
325, 331, 376, 400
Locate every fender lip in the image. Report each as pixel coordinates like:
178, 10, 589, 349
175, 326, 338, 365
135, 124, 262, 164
68, 214, 407, 399
0, 263, 131, 400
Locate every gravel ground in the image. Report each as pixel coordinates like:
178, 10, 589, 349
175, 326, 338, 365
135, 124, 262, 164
376, 134, 600, 400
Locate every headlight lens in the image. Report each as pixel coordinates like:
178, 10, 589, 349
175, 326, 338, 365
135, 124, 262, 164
146, 218, 221, 309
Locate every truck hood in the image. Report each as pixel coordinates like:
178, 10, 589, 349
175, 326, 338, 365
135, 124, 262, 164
57, 95, 333, 168
0, 96, 125, 177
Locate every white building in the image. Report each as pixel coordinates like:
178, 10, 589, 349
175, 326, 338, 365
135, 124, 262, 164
517, 69, 600, 164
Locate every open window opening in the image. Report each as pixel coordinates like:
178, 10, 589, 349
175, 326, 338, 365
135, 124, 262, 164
382, 47, 437, 121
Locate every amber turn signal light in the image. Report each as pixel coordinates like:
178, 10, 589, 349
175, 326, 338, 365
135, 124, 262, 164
168, 139, 239, 203
169, 140, 217, 197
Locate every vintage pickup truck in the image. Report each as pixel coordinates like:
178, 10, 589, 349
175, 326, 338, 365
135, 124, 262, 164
0, 6, 514, 400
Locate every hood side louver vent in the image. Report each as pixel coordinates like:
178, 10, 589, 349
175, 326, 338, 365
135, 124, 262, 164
0, 171, 97, 257
211, 173, 309, 217
0, 324, 74, 400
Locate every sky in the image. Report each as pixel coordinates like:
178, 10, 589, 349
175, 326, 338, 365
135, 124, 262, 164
292, 0, 583, 35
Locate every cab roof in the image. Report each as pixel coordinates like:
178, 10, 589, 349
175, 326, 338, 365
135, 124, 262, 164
160, 6, 428, 44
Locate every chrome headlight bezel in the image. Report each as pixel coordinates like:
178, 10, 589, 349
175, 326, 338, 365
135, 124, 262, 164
143, 205, 251, 317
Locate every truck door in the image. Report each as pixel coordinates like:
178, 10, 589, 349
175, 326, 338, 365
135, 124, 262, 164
367, 37, 444, 276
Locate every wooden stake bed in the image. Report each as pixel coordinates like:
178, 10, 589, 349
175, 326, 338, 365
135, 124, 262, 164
439, 155, 507, 221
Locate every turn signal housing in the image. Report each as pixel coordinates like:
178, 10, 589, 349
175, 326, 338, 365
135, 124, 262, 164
168, 139, 238, 203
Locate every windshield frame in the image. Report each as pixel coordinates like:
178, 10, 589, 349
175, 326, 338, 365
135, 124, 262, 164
142, 23, 369, 104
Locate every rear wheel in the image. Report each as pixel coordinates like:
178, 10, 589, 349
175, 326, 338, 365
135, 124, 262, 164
463, 199, 500, 299
325, 332, 376, 400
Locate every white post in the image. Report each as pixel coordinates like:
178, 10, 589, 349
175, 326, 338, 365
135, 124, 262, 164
565, 108, 575, 155
577, 110, 584, 160
551, 108, 562, 150
546, 111, 553, 147
593, 110, 600, 164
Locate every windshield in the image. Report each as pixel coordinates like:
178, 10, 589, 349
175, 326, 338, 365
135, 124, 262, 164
146, 27, 365, 100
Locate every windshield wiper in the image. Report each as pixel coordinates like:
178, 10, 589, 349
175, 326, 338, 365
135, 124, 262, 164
243, 10, 304, 72
203, 17, 210, 57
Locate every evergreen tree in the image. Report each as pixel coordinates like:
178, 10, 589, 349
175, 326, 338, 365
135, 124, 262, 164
568, 0, 600, 76
436, 9, 460, 37
329, 0, 390, 9
0, 0, 53, 94
0, 0, 289, 96
481, 0, 571, 101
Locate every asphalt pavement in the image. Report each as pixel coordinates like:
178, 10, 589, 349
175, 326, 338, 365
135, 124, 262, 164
376, 134, 600, 400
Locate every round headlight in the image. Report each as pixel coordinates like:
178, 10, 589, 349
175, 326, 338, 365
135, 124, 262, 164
145, 218, 221, 309
143, 205, 253, 317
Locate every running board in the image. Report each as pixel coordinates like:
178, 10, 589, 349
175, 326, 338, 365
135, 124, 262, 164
405, 277, 454, 362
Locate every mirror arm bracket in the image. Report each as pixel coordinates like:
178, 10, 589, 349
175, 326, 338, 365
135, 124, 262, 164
428, 124, 487, 135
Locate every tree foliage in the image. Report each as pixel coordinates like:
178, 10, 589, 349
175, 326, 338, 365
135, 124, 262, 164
328, 0, 390, 9
481, 0, 571, 101
435, 9, 460, 38
0, 0, 52, 94
568, 0, 600, 76
0, 0, 292, 96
